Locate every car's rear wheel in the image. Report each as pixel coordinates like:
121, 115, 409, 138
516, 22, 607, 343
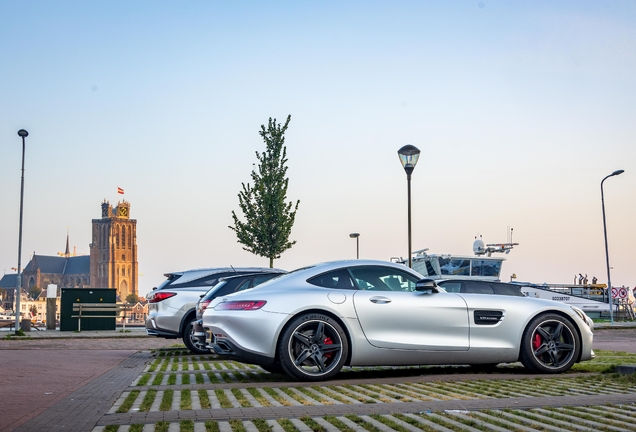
182, 316, 210, 354
278, 313, 348, 381
520, 313, 580, 373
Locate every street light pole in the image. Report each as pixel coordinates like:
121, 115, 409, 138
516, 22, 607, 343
397, 145, 421, 268
15, 129, 29, 334
601, 169, 624, 326
349, 233, 360, 259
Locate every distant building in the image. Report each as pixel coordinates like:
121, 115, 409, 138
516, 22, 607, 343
0, 273, 18, 310
4, 200, 139, 310
90, 200, 139, 300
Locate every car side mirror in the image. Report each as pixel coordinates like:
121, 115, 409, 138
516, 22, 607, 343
415, 278, 439, 293
199, 294, 205, 298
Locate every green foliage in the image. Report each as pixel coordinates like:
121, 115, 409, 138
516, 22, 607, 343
125, 293, 138, 304
230, 115, 300, 267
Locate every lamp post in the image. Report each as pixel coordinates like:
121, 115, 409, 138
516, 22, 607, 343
349, 233, 360, 259
601, 169, 624, 326
397, 145, 421, 268
15, 129, 28, 334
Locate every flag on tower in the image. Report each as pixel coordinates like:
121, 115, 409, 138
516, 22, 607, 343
117, 187, 124, 195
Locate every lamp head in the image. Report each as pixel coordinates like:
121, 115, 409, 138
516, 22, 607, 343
611, 169, 625, 176
349, 233, 360, 239
17, 129, 29, 138
397, 145, 421, 174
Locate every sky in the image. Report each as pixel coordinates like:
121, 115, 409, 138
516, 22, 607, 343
1, 1, 634, 298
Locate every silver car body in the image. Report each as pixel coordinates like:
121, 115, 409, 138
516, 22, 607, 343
146, 267, 282, 351
203, 260, 593, 379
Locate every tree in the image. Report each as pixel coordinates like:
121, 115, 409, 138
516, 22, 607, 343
29, 304, 38, 318
126, 293, 139, 304
230, 115, 300, 268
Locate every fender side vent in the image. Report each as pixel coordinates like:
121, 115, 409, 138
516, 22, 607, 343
474, 310, 504, 325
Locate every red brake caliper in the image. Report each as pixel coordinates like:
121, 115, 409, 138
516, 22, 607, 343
532, 333, 542, 350
324, 337, 333, 358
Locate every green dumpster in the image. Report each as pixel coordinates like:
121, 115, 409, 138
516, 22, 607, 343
60, 288, 117, 331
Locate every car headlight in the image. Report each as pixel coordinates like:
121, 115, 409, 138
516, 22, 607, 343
570, 306, 591, 327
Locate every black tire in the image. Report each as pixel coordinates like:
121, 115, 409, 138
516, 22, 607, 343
278, 313, 348, 381
182, 316, 211, 355
519, 313, 580, 373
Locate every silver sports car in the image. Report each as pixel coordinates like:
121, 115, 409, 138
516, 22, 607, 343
202, 260, 594, 381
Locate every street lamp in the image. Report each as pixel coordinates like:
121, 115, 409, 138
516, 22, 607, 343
15, 129, 28, 334
601, 169, 624, 326
397, 144, 421, 268
349, 233, 360, 259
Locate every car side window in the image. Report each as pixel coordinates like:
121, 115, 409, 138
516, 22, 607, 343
349, 267, 419, 292
494, 283, 524, 296
464, 281, 495, 294
307, 270, 356, 289
440, 282, 461, 293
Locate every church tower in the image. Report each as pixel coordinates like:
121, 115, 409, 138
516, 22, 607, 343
89, 200, 138, 300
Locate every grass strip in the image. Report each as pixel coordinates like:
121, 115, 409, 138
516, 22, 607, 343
344, 415, 381, 432
155, 421, 169, 432
246, 387, 272, 407
207, 372, 220, 383
229, 419, 247, 432
139, 389, 157, 412
230, 388, 252, 407
324, 416, 356, 432
180, 420, 195, 432
151, 373, 164, 386
159, 389, 174, 411
277, 418, 297, 432
198, 389, 211, 409
204, 420, 220, 432
263, 387, 293, 406
115, 390, 140, 413
181, 389, 192, 410
167, 374, 176, 385
104, 425, 119, 432
182, 373, 191, 385
215, 389, 233, 408
129, 425, 144, 432
369, 414, 412, 432
251, 418, 274, 432
300, 416, 326, 432
136, 373, 151, 386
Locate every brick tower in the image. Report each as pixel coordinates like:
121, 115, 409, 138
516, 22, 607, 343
89, 200, 138, 300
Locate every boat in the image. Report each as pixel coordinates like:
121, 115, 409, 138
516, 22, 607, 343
396, 236, 621, 317
395, 237, 517, 282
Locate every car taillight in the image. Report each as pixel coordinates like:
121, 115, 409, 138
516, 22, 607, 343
148, 292, 177, 303
200, 300, 211, 313
216, 300, 266, 310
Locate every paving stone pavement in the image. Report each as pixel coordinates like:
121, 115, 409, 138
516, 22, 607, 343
2, 326, 636, 431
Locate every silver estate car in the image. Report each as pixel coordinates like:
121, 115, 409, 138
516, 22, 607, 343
203, 260, 594, 381
146, 267, 283, 354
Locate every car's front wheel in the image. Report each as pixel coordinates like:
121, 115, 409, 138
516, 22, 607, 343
182, 316, 211, 354
278, 313, 348, 381
520, 313, 580, 373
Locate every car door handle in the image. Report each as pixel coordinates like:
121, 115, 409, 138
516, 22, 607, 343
369, 296, 392, 304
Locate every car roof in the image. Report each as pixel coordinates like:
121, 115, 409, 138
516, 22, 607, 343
285, 259, 424, 280
164, 267, 285, 285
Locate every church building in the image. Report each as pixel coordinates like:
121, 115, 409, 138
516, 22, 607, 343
6, 200, 139, 303
89, 200, 139, 300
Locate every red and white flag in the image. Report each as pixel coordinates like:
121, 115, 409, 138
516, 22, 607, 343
117, 187, 124, 195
